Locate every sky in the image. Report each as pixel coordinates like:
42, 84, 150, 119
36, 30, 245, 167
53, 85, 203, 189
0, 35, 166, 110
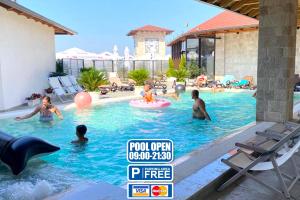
18, 0, 222, 54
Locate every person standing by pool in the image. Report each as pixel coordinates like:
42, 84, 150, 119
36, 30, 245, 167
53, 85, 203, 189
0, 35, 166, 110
191, 90, 211, 120
15, 96, 63, 122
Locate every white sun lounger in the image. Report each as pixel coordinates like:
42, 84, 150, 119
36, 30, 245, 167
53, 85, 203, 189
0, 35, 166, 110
48, 77, 73, 103
219, 123, 300, 199
68, 75, 84, 92
59, 76, 77, 95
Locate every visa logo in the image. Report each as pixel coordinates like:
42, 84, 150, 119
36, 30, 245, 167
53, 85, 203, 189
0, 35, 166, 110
132, 185, 150, 197
136, 188, 146, 193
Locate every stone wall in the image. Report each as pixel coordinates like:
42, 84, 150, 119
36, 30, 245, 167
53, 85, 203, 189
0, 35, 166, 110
215, 31, 258, 83
215, 29, 300, 84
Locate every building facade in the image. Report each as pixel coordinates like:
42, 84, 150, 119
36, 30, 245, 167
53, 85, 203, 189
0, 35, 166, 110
127, 25, 173, 60
169, 11, 260, 82
0, 0, 74, 110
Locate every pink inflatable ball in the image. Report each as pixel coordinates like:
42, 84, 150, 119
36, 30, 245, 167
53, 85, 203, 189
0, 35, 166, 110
74, 92, 92, 108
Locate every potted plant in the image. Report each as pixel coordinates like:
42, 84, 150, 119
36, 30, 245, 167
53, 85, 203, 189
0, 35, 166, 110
78, 67, 108, 100
26, 93, 42, 107
128, 68, 150, 95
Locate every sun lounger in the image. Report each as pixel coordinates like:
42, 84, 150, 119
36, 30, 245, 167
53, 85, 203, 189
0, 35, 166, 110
145, 79, 167, 89
231, 79, 250, 88
185, 78, 196, 87
108, 72, 134, 91
58, 76, 77, 95
242, 76, 254, 87
48, 77, 73, 103
218, 123, 300, 199
68, 75, 84, 92
220, 75, 235, 88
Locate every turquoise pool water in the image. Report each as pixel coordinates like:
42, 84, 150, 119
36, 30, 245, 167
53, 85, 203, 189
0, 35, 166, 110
0, 91, 258, 198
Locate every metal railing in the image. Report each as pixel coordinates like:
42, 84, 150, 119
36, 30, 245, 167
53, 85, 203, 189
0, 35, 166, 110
60, 58, 169, 80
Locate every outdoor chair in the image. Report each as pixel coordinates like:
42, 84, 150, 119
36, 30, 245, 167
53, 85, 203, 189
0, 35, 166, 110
242, 76, 254, 87
220, 75, 236, 88
231, 79, 250, 88
145, 78, 167, 90
68, 75, 84, 92
218, 122, 300, 199
108, 72, 134, 91
48, 77, 73, 103
59, 76, 78, 95
184, 78, 196, 87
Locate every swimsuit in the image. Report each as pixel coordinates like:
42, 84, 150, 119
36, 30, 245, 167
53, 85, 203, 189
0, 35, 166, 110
39, 107, 54, 122
144, 91, 154, 103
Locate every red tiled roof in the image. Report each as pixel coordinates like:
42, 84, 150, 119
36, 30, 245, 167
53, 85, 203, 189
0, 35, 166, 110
168, 11, 258, 46
127, 25, 173, 36
188, 11, 258, 34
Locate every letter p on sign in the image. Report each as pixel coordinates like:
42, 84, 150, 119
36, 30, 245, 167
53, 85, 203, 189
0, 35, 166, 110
132, 167, 140, 179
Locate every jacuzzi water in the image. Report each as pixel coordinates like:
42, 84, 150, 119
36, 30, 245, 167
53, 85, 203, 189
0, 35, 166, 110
0, 91, 262, 199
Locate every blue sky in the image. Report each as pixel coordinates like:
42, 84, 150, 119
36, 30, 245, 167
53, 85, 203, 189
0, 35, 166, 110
18, 0, 222, 54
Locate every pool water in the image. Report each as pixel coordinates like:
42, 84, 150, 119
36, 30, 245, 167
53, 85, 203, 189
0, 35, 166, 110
0, 91, 257, 198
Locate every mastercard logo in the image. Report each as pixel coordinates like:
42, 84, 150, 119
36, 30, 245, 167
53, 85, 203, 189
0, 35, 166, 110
151, 185, 168, 197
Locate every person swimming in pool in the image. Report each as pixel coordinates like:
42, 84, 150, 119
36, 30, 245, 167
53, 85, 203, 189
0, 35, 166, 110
191, 90, 211, 120
143, 84, 155, 103
71, 125, 88, 144
161, 89, 180, 100
15, 96, 63, 122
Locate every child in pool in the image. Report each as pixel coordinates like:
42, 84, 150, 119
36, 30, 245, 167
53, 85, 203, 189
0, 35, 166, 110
71, 125, 88, 144
143, 84, 155, 103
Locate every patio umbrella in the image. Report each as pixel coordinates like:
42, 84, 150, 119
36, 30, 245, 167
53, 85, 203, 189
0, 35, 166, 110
124, 46, 131, 71
113, 45, 119, 72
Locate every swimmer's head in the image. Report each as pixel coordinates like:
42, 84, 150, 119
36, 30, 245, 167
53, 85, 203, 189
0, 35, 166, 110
162, 89, 167, 94
42, 96, 51, 106
192, 90, 199, 99
76, 125, 87, 138
144, 84, 151, 92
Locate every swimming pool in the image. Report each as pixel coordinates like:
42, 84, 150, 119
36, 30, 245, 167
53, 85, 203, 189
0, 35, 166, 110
0, 91, 257, 198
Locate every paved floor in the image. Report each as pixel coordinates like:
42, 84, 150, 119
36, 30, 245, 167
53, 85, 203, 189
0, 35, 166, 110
206, 154, 300, 200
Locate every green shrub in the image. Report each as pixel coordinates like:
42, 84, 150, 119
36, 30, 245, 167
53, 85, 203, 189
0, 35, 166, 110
173, 67, 189, 82
174, 55, 189, 81
188, 60, 202, 79
178, 54, 187, 70
128, 69, 150, 86
166, 58, 175, 77
78, 68, 107, 91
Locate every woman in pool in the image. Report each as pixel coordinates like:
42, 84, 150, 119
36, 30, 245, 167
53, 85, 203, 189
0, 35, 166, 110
15, 96, 63, 122
191, 90, 211, 120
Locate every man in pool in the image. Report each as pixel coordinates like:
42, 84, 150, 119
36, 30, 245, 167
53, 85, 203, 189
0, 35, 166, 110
71, 125, 88, 144
191, 90, 211, 120
15, 96, 63, 122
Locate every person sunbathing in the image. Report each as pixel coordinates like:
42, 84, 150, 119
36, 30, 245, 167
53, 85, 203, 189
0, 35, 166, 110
143, 84, 155, 103
196, 74, 207, 88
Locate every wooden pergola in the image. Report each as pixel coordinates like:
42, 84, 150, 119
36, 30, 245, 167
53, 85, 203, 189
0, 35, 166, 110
198, 0, 300, 25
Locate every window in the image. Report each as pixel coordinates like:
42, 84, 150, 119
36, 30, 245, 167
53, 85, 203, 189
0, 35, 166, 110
186, 38, 199, 62
200, 38, 215, 80
145, 38, 159, 54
